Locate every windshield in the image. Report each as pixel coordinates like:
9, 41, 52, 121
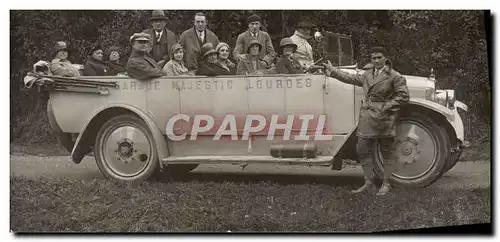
321, 31, 354, 66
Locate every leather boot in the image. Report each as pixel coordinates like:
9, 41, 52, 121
376, 179, 392, 196
351, 178, 375, 194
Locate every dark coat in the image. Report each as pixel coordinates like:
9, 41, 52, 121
106, 60, 126, 75
126, 51, 167, 80
276, 56, 304, 74
142, 27, 178, 63
178, 27, 220, 70
83, 57, 111, 76
236, 56, 265, 75
329, 61, 410, 138
196, 61, 230, 76
233, 30, 276, 65
219, 60, 237, 75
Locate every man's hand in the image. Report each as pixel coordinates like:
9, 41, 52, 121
321, 60, 335, 72
260, 60, 268, 68
237, 54, 247, 62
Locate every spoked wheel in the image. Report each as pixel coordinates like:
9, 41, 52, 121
373, 112, 451, 188
94, 115, 159, 182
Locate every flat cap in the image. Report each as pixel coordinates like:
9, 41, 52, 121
129, 32, 150, 44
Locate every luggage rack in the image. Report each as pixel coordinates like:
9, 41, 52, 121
24, 73, 119, 95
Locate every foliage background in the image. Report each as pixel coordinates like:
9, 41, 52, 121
10, 10, 491, 155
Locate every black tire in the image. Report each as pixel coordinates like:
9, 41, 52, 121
373, 111, 451, 188
94, 114, 159, 182
443, 141, 463, 173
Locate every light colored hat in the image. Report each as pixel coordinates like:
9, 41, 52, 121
201, 43, 217, 59
53, 41, 68, 55
279, 37, 297, 49
246, 39, 262, 53
169, 43, 184, 58
215, 42, 230, 53
129, 32, 150, 44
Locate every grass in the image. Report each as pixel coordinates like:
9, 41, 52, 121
10, 175, 490, 233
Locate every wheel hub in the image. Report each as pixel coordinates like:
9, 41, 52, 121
102, 125, 152, 177
396, 137, 420, 165
117, 140, 134, 158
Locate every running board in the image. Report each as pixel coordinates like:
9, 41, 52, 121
162, 155, 334, 166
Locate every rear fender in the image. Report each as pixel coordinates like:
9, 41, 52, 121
70, 104, 169, 167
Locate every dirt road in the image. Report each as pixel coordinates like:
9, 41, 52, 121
10, 154, 491, 189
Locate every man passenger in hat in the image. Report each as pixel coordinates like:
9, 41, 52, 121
142, 10, 178, 69
49, 41, 81, 77
322, 46, 410, 196
126, 33, 168, 80
233, 14, 276, 68
178, 12, 220, 71
290, 19, 318, 72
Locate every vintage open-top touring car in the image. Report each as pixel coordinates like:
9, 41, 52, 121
24, 31, 469, 188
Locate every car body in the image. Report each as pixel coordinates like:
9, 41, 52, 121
35, 31, 468, 188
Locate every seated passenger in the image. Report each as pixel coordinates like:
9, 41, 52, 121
126, 33, 168, 80
236, 39, 266, 75
216, 42, 236, 75
83, 44, 111, 76
49, 41, 80, 77
163, 44, 192, 76
106, 46, 126, 76
196, 43, 229, 76
276, 37, 304, 74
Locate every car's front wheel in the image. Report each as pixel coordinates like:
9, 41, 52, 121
94, 115, 159, 182
373, 111, 451, 188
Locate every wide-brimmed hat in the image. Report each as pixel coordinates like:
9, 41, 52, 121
296, 19, 315, 29
129, 32, 151, 44
150, 10, 168, 21
279, 37, 297, 50
246, 39, 262, 53
201, 43, 217, 59
169, 43, 184, 59
53, 41, 68, 55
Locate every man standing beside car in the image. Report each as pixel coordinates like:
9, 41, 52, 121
233, 14, 276, 68
322, 46, 410, 196
142, 10, 178, 69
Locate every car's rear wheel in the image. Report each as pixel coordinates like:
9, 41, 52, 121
373, 112, 450, 188
94, 115, 159, 182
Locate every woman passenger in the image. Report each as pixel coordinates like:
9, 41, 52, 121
163, 44, 192, 76
106, 46, 126, 75
83, 44, 111, 76
196, 43, 229, 76
276, 37, 304, 74
215, 42, 236, 75
236, 39, 266, 75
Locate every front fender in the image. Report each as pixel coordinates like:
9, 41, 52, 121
409, 98, 467, 142
408, 98, 454, 121
70, 104, 169, 166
